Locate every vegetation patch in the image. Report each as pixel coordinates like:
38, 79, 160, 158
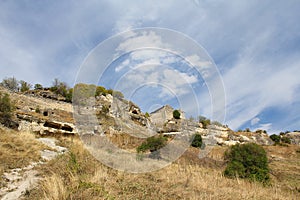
224, 143, 270, 184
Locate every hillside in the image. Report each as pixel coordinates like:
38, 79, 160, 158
0, 86, 300, 199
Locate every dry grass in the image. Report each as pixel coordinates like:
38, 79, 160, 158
0, 126, 46, 187
24, 136, 299, 200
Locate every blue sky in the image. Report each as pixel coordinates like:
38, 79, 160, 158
1, 0, 300, 134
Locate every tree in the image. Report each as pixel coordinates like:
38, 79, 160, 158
191, 134, 203, 148
224, 143, 270, 183
1, 77, 19, 92
173, 110, 181, 119
50, 78, 68, 97
95, 86, 107, 96
19, 80, 32, 92
34, 83, 43, 90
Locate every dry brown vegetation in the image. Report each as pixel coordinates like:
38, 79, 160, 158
22, 136, 299, 200
0, 126, 46, 188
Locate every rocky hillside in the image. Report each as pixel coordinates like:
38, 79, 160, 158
1, 85, 299, 148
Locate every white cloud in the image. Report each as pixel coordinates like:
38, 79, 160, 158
251, 117, 260, 126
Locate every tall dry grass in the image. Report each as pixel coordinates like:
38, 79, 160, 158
25, 136, 299, 200
0, 126, 46, 188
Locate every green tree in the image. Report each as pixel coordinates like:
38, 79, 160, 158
95, 86, 107, 96
19, 80, 32, 92
34, 83, 43, 90
191, 134, 203, 148
173, 110, 181, 119
224, 143, 270, 183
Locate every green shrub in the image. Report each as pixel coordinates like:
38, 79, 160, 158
35, 106, 41, 113
224, 143, 270, 183
191, 134, 202, 148
281, 136, 291, 144
137, 136, 167, 153
0, 92, 16, 128
65, 88, 73, 103
270, 134, 280, 144
198, 116, 210, 129
173, 110, 181, 119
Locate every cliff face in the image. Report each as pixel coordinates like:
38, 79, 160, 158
1, 86, 297, 146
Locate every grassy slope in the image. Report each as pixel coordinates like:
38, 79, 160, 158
22, 136, 299, 200
0, 127, 46, 188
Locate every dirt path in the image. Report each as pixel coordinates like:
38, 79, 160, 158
0, 138, 67, 200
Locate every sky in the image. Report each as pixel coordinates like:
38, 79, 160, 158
0, 0, 300, 134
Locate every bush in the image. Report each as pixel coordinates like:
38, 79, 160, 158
224, 143, 270, 183
191, 134, 202, 148
0, 92, 16, 128
198, 116, 210, 129
270, 134, 280, 144
65, 88, 73, 103
281, 136, 291, 144
173, 110, 181, 119
137, 136, 167, 153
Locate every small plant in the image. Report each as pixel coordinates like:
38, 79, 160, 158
68, 152, 81, 174
191, 134, 202, 148
224, 143, 270, 184
173, 110, 181, 119
35, 106, 41, 113
145, 112, 150, 118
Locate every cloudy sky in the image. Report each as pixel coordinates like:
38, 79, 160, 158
1, 0, 300, 133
